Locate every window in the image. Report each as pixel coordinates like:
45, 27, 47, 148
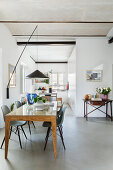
49, 72, 65, 90
58, 73, 64, 85
52, 73, 57, 85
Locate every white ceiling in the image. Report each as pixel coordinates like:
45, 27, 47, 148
0, 0, 113, 22
19, 45, 74, 62
1, 0, 113, 62
0, 0, 112, 37
5, 23, 113, 38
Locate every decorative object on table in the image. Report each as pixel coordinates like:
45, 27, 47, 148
85, 94, 89, 100
9, 64, 16, 87
42, 87, 46, 90
38, 87, 46, 91
38, 87, 42, 90
34, 96, 47, 103
34, 96, 47, 110
91, 98, 102, 101
44, 79, 49, 84
27, 93, 37, 105
96, 87, 111, 100
86, 70, 102, 81
49, 86, 52, 93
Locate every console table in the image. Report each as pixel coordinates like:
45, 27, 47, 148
83, 99, 113, 121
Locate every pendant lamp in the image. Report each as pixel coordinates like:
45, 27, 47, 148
26, 27, 48, 79
26, 70, 48, 79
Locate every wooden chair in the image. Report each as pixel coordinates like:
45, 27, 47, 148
57, 98, 62, 109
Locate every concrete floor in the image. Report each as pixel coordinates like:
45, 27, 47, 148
0, 107, 113, 170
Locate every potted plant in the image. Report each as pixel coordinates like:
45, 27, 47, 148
34, 95, 47, 110
34, 95, 47, 103
96, 87, 111, 100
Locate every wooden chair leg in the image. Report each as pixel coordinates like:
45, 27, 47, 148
31, 121, 36, 128
21, 126, 27, 139
44, 127, 51, 151
17, 126, 22, 149
58, 126, 66, 150
28, 121, 31, 135
0, 137, 5, 149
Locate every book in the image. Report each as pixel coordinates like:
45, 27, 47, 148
91, 98, 102, 101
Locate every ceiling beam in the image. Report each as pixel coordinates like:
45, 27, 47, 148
17, 41, 76, 46
35, 61, 68, 64
108, 37, 113, 44
1, 21, 113, 23
13, 34, 106, 37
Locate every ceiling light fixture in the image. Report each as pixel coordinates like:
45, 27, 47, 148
26, 26, 48, 79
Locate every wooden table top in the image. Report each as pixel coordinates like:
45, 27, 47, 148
7, 101, 57, 117
83, 99, 113, 102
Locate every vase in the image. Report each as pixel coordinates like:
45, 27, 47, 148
100, 94, 108, 100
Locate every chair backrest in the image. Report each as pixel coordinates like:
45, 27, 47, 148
1, 105, 10, 121
15, 101, 22, 108
57, 106, 67, 126
57, 98, 62, 108
57, 103, 64, 117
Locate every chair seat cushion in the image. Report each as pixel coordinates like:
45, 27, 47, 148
10, 121, 26, 126
42, 121, 51, 127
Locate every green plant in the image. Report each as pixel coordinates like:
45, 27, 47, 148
34, 96, 47, 103
10, 103, 14, 111
96, 87, 111, 95
45, 79, 49, 84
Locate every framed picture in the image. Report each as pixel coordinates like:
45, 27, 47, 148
32, 78, 49, 85
86, 70, 102, 81
9, 64, 16, 87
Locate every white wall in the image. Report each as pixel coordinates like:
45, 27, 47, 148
68, 46, 76, 113
76, 37, 113, 117
18, 47, 36, 94
0, 49, 3, 127
0, 24, 21, 128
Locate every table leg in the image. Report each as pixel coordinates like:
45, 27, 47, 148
51, 117, 57, 159
106, 103, 108, 118
86, 101, 88, 120
84, 101, 86, 117
110, 102, 112, 121
5, 117, 10, 159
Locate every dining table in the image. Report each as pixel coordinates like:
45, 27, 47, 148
5, 101, 57, 159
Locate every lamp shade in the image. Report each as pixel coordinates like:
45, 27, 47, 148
26, 70, 48, 79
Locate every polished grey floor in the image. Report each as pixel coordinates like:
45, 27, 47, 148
0, 107, 113, 170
